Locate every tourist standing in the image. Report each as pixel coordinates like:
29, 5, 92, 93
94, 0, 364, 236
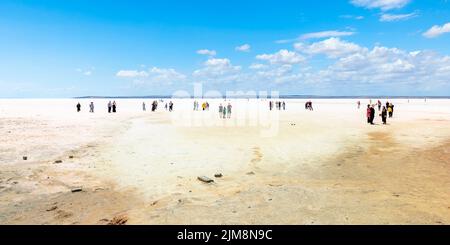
367, 105, 371, 124
381, 106, 387, 125
89, 102, 94, 113
370, 105, 375, 124
219, 104, 223, 118
108, 101, 112, 113
227, 103, 232, 119
169, 101, 173, 112
76, 102, 81, 112
112, 101, 117, 113
142, 102, 146, 111
222, 105, 227, 119
388, 103, 393, 118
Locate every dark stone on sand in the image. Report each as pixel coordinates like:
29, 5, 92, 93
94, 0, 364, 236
69, 156, 74, 159
214, 173, 223, 178
23, 156, 27, 160
246, 171, 255, 175
54, 160, 63, 164
46, 206, 58, 212
198, 176, 214, 183
108, 215, 128, 225
71, 188, 82, 193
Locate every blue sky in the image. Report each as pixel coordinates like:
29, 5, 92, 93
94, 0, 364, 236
0, 0, 449, 97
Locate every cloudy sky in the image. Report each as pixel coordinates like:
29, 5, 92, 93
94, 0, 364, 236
0, 0, 449, 97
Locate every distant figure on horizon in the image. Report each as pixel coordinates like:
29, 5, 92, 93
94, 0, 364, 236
227, 103, 232, 118
282, 101, 286, 110
381, 106, 387, 125
142, 102, 146, 111
377, 100, 382, 111
169, 101, 173, 112
193, 101, 198, 111
76, 102, 81, 112
367, 105, 371, 124
269, 101, 273, 111
305, 101, 313, 111
89, 102, 94, 113
222, 105, 227, 119
370, 105, 375, 124
219, 104, 223, 118
357, 101, 361, 109
388, 103, 394, 118
165, 103, 168, 110
108, 101, 112, 113
112, 101, 117, 113
152, 100, 158, 111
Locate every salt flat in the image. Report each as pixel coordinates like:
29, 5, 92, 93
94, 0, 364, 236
0, 98, 449, 224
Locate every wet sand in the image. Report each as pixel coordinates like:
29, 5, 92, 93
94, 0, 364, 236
0, 98, 449, 224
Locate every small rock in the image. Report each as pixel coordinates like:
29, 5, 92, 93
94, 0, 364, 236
69, 156, 74, 159
71, 188, 82, 193
214, 173, 223, 178
108, 215, 128, 225
54, 160, 63, 164
198, 176, 214, 183
246, 171, 255, 175
23, 156, 28, 161
46, 206, 58, 212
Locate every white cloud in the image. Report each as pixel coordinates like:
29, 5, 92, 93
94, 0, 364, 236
197, 49, 217, 56
116, 70, 149, 78
249, 63, 267, 70
296, 38, 366, 58
193, 58, 242, 83
300, 30, 356, 40
340, 15, 365, 20
256, 50, 305, 65
423, 22, 450, 38
380, 12, 418, 22
350, 0, 411, 11
76, 67, 94, 76
235, 44, 251, 52
116, 67, 186, 85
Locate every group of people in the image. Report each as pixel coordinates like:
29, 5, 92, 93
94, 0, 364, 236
305, 101, 313, 111
143, 100, 174, 112
193, 101, 210, 111
269, 101, 286, 111
365, 101, 395, 125
107, 101, 117, 113
218, 103, 232, 119
77, 100, 176, 113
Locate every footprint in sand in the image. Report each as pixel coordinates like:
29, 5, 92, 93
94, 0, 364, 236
251, 147, 263, 164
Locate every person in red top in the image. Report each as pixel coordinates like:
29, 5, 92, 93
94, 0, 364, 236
367, 105, 371, 124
